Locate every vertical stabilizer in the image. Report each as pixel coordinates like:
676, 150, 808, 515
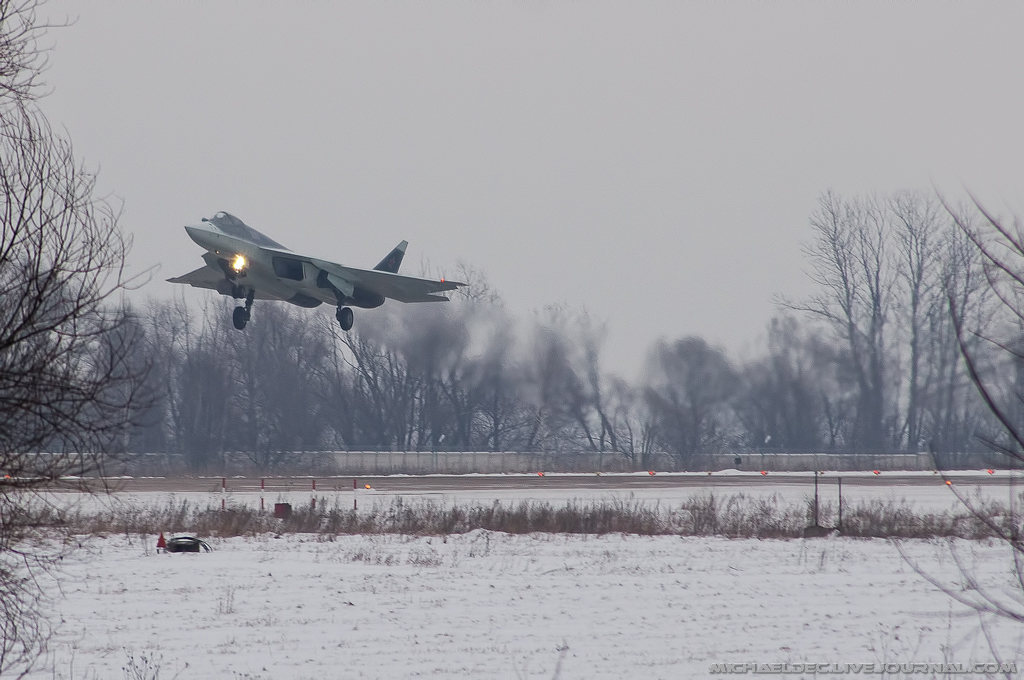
374, 240, 408, 273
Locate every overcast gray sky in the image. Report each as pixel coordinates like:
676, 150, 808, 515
40, 1, 1024, 376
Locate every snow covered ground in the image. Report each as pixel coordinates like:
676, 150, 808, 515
30, 531, 1024, 679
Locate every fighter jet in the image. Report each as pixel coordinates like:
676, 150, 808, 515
168, 211, 464, 331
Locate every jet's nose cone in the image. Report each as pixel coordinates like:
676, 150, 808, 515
185, 224, 217, 250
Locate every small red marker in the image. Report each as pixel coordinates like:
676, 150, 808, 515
537, 472, 545, 477
648, 470, 655, 476
946, 480, 953, 486
760, 471, 768, 476
873, 470, 880, 475
988, 469, 995, 474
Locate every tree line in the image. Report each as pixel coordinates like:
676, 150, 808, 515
119, 190, 1010, 471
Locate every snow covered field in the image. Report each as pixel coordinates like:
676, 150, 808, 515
31, 531, 1024, 679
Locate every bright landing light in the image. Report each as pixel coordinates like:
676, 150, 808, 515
231, 254, 247, 272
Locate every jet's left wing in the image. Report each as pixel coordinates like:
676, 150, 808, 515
312, 258, 462, 303
261, 246, 464, 303
167, 265, 224, 291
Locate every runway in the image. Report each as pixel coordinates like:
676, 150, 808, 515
59, 469, 1016, 494
37, 470, 1016, 515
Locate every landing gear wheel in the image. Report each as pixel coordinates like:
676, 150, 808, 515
337, 306, 354, 331
232, 306, 249, 330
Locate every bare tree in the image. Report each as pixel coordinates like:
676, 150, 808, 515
337, 313, 418, 449
643, 336, 738, 467
911, 207, 994, 461
945, 197, 1024, 466
468, 312, 528, 451
789, 192, 897, 451
0, 1, 147, 674
520, 307, 604, 455
875, 196, 1024, 674
787, 190, 995, 457
0, 0, 46, 110
604, 376, 658, 469
734, 315, 827, 452
398, 305, 471, 451
222, 303, 332, 468
890, 191, 945, 451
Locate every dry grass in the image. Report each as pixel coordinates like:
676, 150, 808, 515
24, 492, 1016, 541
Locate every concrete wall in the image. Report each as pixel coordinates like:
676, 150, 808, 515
721, 452, 935, 472
329, 451, 634, 475
328, 450, 941, 474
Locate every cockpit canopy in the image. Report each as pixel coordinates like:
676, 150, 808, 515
205, 211, 286, 250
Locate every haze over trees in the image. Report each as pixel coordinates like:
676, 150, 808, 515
115, 190, 1007, 471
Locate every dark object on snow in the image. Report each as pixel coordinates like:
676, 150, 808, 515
165, 535, 212, 553
802, 524, 833, 538
274, 503, 292, 519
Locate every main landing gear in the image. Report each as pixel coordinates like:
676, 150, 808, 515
232, 290, 255, 330
336, 306, 354, 331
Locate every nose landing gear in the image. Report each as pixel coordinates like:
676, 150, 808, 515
232, 290, 255, 330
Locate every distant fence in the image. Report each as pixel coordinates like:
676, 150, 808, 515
108, 449, 1006, 476
723, 452, 936, 473
327, 451, 939, 474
